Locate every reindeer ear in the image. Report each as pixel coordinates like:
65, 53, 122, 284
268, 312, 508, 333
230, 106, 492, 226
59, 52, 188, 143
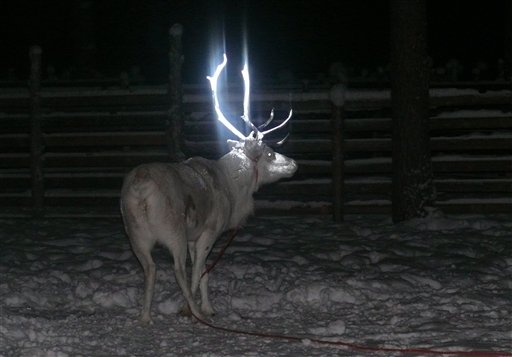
227, 139, 239, 150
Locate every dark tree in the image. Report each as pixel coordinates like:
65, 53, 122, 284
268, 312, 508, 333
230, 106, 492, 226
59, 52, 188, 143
29, 46, 44, 217
389, 0, 435, 222
167, 23, 186, 162
71, 0, 97, 77
505, 0, 512, 80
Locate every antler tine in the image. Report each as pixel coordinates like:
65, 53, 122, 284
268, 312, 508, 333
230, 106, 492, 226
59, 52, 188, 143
241, 62, 262, 139
260, 108, 293, 136
207, 54, 246, 140
258, 108, 275, 130
276, 132, 290, 146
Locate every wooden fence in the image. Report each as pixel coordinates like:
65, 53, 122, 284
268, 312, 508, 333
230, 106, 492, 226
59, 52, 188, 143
1, 80, 511, 218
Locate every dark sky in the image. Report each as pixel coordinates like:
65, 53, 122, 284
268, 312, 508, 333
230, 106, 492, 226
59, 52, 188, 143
1, 0, 508, 83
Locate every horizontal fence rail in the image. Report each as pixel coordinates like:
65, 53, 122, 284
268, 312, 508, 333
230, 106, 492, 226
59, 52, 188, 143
0, 84, 511, 217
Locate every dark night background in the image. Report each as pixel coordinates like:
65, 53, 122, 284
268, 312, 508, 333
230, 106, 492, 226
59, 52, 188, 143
0, 1, 509, 83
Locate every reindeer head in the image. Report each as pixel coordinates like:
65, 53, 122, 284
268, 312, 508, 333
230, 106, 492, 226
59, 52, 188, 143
226, 137, 297, 188
207, 54, 297, 187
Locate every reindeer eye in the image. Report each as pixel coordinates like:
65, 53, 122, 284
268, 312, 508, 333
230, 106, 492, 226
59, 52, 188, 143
267, 152, 275, 159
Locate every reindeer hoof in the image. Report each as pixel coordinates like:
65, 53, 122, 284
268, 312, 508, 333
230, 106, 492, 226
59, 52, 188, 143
140, 314, 153, 325
201, 306, 215, 317
179, 304, 206, 320
179, 304, 192, 317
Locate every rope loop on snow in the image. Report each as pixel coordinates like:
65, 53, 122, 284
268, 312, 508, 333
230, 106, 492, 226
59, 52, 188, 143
195, 228, 511, 357
191, 311, 511, 357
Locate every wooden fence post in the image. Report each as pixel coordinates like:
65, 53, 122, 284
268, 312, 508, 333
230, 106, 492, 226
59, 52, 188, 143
330, 84, 346, 222
29, 45, 44, 217
167, 23, 185, 162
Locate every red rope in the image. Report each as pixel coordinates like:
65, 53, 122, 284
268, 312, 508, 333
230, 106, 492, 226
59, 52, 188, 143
196, 230, 510, 356
191, 311, 511, 356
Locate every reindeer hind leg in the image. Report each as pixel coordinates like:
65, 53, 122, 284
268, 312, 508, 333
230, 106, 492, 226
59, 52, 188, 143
129, 232, 156, 324
161, 230, 204, 320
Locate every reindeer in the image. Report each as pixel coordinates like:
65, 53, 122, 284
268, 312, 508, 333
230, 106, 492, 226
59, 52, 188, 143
121, 54, 297, 323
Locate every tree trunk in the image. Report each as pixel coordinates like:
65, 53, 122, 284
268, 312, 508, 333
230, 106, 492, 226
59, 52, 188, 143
167, 23, 186, 162
72, 0, 97, 78
505, 0, 512, 82
330, 84, 346, 222
389, 0, 435, 223
29, 46, 44, 217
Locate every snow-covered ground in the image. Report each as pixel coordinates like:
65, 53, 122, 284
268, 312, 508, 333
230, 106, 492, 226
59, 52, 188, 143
1, 212, 511, 356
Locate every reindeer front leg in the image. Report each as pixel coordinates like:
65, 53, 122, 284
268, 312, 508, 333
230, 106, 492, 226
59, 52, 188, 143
177, 240, 196, 316
190, 231, 217, 316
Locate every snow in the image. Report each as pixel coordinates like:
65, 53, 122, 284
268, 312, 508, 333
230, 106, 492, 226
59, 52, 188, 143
430, 88, 511, 98
1, 86, 511, 106
255, 200, 330, 209
432, 109, 512, 119
1, 213, 511, 356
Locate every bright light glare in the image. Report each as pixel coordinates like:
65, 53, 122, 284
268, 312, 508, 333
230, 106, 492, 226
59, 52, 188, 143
207, 52, 293, 141
241, 63, 251, 128
207, 54, 246, 140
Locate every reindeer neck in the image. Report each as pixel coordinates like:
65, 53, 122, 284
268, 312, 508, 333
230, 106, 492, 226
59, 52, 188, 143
218, 150, 259, 227
218, 150, 259, 194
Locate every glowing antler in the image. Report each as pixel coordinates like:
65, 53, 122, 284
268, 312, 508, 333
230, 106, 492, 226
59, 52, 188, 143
207, 54, 246, 140
207, 53, 292, 140
241, 63, 261, 138
258, 108, 274, 130
260, 108, 293, 136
